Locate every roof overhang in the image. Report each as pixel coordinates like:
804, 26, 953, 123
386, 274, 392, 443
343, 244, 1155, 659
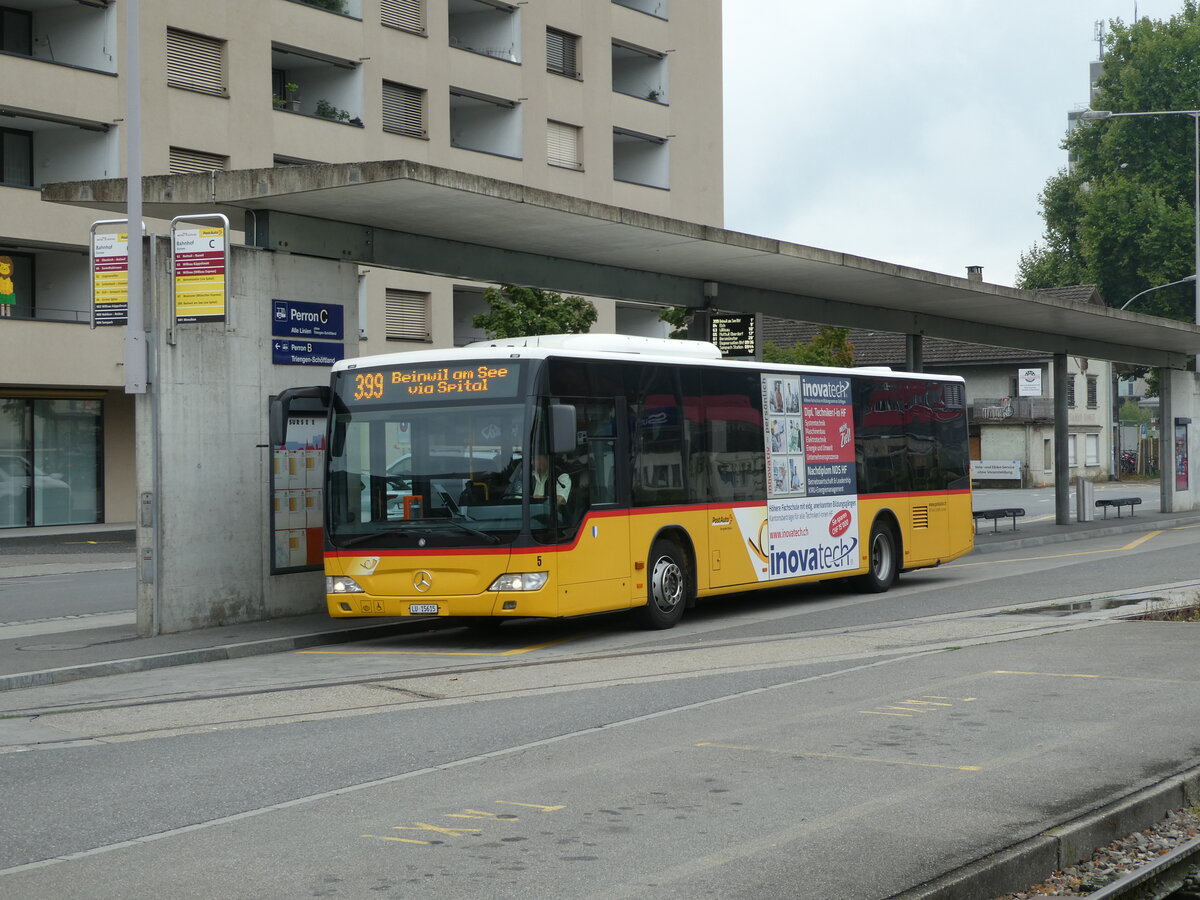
41, 159, 1200, 368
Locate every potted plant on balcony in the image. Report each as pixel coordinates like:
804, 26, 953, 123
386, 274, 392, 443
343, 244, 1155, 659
315, 99, 351, 122
273, 83, 301, 111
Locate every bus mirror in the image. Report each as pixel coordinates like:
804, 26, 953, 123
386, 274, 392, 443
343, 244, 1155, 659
549, 403, 577, 454
270, 385, 330, 447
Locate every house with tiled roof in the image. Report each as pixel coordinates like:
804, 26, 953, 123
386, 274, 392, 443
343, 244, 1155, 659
763, 286, 1115, 485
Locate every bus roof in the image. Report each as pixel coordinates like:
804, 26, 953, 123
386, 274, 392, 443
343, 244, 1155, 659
332, 334, 962, 383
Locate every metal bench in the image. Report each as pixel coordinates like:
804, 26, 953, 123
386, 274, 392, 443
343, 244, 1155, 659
972, 507, 1025, 533
1095, 496, 1142, 518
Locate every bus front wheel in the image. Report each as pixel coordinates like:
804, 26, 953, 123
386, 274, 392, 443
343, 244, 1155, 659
640, 539, 688, 629
854, 520, 898, 593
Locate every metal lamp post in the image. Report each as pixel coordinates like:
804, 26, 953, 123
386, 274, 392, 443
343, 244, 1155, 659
1080, 108, 1200, 325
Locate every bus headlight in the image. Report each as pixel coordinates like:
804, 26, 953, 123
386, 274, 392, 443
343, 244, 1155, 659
327, 576, 365, 594
488, 572, 548, 591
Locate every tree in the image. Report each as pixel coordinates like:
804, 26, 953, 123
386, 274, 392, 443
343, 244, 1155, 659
659, 306, 691, 339
472, 284, 597, 339
1018, 3, 1200, 321
762, 326, 855, 367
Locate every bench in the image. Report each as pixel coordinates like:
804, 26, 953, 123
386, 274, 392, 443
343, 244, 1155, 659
972, 507, 1025, 533
1095, 496, 1142, 518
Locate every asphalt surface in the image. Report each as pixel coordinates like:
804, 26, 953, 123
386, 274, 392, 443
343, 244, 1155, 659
2, 490, 1200, 898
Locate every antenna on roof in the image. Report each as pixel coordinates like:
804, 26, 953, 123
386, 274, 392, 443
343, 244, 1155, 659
1094, 19, 1105, 59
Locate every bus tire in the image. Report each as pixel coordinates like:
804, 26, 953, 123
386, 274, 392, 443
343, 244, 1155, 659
640, 539, 689, 630
854, 520, 898, 593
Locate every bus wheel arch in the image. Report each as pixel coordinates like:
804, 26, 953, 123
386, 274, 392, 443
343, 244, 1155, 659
639, 528, 694, 629
854, 513, 900, 593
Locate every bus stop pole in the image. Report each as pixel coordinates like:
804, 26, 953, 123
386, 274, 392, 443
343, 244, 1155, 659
1054, 353, 1071, 524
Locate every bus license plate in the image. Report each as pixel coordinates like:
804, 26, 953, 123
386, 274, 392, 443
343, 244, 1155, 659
409, 604, 439, 615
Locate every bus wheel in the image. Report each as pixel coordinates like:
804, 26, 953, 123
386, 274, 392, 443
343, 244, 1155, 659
854, 520, 897, 593
641, 539, 688, 629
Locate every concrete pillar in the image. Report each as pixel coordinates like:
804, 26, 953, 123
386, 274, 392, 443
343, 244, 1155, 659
136, 240, 359, 634
1159, 367, 1174, 514
904, 334, 923, 373
1054, 353, 1070, 524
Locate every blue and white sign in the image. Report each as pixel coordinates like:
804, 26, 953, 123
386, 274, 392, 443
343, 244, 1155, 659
272, 299, 344, 340
272, 339, 345, 367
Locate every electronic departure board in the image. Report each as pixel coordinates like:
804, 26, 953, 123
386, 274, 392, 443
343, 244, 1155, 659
337, 361, 524, 405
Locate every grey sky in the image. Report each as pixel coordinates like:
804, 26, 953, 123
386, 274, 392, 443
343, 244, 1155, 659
722, 0, 1186, 288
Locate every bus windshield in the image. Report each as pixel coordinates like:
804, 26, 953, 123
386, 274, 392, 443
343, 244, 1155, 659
327, 363, 532, 547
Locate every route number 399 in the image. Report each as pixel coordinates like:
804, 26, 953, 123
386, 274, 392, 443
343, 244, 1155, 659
354, 372, 385, 400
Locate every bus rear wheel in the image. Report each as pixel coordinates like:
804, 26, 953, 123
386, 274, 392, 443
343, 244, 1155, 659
640, 539, 688, 629
854, 520, 898, 593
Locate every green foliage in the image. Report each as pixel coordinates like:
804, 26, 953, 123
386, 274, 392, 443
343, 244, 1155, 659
761, 327, 855, 367
1119, 397, 1154, 424
659, 306, 691, 339
300, 0, 347, 12
315, 99, 350, 121
472, 284, 597, 339
1019, 2, 1200, 320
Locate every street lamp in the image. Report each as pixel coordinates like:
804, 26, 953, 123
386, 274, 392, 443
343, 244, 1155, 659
1080, 108, 1200, 325
1120, 274, 1197, 310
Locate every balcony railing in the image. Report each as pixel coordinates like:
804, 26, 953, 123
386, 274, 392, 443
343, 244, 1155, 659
970, 397, 1055, 424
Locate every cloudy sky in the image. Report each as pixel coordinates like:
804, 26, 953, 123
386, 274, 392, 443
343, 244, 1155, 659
722, 0, 1187, 288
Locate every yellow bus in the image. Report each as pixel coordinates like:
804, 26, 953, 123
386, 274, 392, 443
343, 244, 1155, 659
273, 334, 973, 629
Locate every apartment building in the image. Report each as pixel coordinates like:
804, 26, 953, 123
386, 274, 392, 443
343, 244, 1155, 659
0, 0, 723, 530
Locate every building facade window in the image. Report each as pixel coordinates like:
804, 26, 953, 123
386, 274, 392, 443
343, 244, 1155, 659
385, 289, 431, 341
547, 120, 582, 170
1086, 374, 1098, 409
1085, 433, 1099, 466
1065, 374, 1076, 408
612, 0, 668, 18
612, 40, 667, 102
0, 397, 103, 528
0, 5, 32, 56
449, 0, 520, 63
167, 28, 226, 96
546, 27, 579, 78
450, 89, 522, 158
382, 81, 426, 137
1068, 434, 1077, 467
169, 147, 228, 174
0, 128, 32, 187
613, 127, 668, 189
382, 0, 424, 33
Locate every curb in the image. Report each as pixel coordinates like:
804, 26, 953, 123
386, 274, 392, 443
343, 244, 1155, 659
889, 766, 1200, 899
0, 620, 418, 694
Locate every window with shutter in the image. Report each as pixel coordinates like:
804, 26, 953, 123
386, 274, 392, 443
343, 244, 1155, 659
1086, 374, 1098, 408
547, 120, 581, 170
546, 28, 578, 78
382, 82, 426, 137
385, 289, 430, 341
169, 147, 227, 175
1066, 375, 1076, 408
381, 0, 424, 33
167, 29, 225, 96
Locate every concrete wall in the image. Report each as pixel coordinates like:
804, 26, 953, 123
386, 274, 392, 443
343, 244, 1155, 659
138, 241, 357, 634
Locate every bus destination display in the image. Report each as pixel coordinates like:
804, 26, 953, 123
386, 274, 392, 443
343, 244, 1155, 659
340, 362, 522, 404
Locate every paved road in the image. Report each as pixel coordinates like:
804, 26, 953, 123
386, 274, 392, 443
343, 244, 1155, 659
3, 521, 1200, 898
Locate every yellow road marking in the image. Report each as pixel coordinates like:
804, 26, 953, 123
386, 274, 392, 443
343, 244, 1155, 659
859, 711, 914, 717
992, 670, 1099, 679
696, 742, 980, 771
949, 529, 1165, 568
297, 634, 581, 657
392, 822, 481, 837
1122, 530, 1164, 549
362, 834, 430, 844
495, 801, 566, 811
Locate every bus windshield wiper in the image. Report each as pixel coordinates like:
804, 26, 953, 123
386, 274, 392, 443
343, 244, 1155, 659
338, 527, 416, 547
437, 518, 502, 544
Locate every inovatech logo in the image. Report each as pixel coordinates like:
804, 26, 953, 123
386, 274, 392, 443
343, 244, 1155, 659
769, 537, 858, 577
